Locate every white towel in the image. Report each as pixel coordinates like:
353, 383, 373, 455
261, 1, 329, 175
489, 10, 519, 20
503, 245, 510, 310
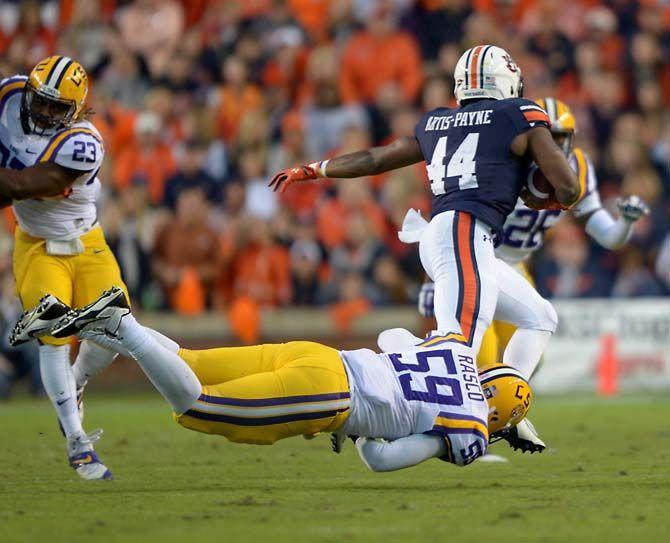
397, 208, 429, 244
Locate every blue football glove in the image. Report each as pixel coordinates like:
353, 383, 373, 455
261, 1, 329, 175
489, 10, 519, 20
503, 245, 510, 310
418, 282, 435, 318
617, 195, 649, 222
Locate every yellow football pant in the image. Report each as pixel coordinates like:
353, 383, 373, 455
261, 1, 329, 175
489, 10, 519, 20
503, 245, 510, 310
12, 226, 128, 346
476, 262, 534, 367
175, 341, 351, 445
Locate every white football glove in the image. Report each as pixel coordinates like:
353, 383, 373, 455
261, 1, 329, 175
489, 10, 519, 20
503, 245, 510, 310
417, 282, 435, 318
617, 195, 649, 222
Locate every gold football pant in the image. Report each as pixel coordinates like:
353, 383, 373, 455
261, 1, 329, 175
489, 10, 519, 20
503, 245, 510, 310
476, 262, 534, 367
12, 226, 129, 346
175, 341, 351, 445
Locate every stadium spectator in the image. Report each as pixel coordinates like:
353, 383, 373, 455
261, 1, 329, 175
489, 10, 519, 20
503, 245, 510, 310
289, 232, 323, 306
152, 186, 222, 312
163, 139, 220, 210
535, 220, 612, 299
339, 2, 423, 105
114, 111, 177, 204
102, 183, 167, 308
116, 0, 184, 79
230, 218, 291, 307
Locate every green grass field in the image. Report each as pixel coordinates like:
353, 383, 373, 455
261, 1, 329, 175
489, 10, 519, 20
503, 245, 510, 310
2, 393, 669, 543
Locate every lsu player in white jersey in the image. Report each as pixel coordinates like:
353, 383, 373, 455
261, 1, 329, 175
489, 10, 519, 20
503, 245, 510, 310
20, 286, 532, 471
1, 56, 130, 480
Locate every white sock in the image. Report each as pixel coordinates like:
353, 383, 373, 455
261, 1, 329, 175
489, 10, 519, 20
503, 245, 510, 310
143, 327, 180, 353
72, 340, 118, 388
39, 344, 84, 440
503, 329, 552, 380
119, 314, 201, 414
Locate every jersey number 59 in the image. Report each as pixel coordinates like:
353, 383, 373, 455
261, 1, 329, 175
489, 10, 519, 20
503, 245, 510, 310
388, 349, 463, 406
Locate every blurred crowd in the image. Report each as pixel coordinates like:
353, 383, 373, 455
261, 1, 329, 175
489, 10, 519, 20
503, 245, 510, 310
0, 0, 668, 340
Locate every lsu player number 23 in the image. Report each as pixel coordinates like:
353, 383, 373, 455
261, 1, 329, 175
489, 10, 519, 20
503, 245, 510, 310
23, 287, 532, 472
1, 56, 129, 480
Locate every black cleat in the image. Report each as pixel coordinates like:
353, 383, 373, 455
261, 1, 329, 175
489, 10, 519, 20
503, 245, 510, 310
501, 418, 546, 454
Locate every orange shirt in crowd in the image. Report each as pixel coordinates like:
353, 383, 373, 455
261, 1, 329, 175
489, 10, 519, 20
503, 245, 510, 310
153, 218, 223, 307
232, 244, 291, 306
91, 104, 136, 159
216, 85, 264, 142
316, 199, 387, 250
339, 30, 423, 104
114, 144, 177, 204
288, 0, 331, 42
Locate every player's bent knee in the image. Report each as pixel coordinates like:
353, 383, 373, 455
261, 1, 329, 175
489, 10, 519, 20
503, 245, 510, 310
540, 299, 558, 333
519, 296, 558, 333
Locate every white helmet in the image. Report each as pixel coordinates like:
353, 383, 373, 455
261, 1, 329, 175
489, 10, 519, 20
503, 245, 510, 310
454, 45, 523, 104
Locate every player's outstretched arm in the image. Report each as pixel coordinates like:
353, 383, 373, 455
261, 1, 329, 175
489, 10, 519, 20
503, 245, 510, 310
524, 127, 580, 208
0, 163, 82, 200
269, 136, 424, 193
354, 434, 447, 472
579, 196, 649, 250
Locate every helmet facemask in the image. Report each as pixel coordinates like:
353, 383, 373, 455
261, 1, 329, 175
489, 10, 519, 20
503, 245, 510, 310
21, 83, 76, 136
552, 131, 574, 156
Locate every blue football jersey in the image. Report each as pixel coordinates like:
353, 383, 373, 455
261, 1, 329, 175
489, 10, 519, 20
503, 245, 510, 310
414, 98, 551, 237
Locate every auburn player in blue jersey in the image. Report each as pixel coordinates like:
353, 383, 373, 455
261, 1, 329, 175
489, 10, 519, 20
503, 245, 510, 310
270, 45, 580, 453
419, 98, 649, 371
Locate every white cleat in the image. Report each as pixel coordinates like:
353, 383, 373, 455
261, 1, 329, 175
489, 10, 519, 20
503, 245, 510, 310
68, 429, 113, 481
9, 294, 71, 346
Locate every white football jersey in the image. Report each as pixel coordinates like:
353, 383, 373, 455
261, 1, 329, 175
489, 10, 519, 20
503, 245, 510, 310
0, 76, 103, 241
340, 337, 489, 466
496, 148, 602, 264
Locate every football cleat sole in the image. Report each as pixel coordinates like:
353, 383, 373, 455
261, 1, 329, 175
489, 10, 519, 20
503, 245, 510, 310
503, 418, 546, 454
9, 294, 71, 346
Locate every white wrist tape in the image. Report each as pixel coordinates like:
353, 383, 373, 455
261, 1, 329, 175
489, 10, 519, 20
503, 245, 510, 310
308, 160, 330, 178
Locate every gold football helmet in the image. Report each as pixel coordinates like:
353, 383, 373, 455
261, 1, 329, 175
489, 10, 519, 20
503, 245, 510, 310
478, 363, 532, 434
21, 55, 89, 135
535, 97, 576, 156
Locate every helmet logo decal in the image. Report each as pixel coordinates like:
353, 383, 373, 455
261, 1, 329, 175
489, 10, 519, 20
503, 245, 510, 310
502, 54, 519, 74
70, 65, 86, 87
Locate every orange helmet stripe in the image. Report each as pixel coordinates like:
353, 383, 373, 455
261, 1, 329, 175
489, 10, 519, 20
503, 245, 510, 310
469, 45, 485, 89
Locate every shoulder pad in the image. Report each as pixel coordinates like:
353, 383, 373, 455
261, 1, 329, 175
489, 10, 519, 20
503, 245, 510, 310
37, 125, 104, 171
514, 99, 551, 128
0, 76, 27, 115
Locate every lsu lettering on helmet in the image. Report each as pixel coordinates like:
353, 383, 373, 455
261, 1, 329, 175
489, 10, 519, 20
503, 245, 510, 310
535, 97, 576, 155
454, 45, 523, 104
478, 363, 532, 434
21, 55, 89, 136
